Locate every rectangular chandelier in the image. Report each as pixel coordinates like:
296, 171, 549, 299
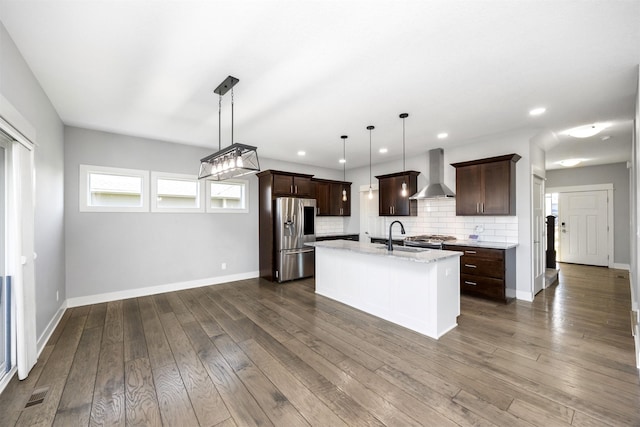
198, 75, 260, 180
198, 142, 260, 180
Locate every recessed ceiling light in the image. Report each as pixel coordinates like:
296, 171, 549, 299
562, 122, 611, 138
558, 158, 584, 167
600, 135, 611, 141
339, 159, 346, 164
379, 148, 388, 154
437, 133, 448, 139
529, 107, 546, 116
297, 150, 306, 156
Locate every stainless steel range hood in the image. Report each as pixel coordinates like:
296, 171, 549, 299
410, 148, 455, 199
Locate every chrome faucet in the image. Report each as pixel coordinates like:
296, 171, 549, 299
388, 220, 405, 251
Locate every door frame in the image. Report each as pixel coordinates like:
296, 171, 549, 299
532, 175, 545, 295
546, 184, 614, 269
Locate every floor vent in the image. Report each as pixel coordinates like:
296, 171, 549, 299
25, 386, 49, 408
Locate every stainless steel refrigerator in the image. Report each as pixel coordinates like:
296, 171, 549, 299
275, 197, 316, 282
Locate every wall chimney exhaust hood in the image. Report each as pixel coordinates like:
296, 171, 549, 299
410, 148, 455, 199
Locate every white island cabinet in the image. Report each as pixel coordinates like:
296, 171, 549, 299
307, 240, 462, 339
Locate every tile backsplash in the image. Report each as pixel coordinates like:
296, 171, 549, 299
316, 199, 519, 243
382, 199, 519, 243
316, 216, 346, 235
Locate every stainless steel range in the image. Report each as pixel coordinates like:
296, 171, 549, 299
404, 234, 457, 249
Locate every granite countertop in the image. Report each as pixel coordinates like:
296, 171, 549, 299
315, 233, 359, 238
445, 240, 519, 249
306, 240, 462, 264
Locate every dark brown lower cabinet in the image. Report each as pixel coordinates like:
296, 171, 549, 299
444, 244, 516, 302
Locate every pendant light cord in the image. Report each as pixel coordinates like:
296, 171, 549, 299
231, 87, 234, 145
402, 116, 406, 171
343, 138, 346, 182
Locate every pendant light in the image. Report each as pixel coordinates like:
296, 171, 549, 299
399, 113, 409, 197
341, 135, 348, 202
198, 75, 260, 180
367, 125, 375, 200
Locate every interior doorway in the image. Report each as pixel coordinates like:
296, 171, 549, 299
359, 185, 383, 242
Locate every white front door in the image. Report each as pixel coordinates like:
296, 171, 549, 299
558, 190, 609, 266
532, 176, 545, 295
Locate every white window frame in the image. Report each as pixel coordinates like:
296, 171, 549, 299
150, 171, 204, 213
79, 164, 149, 212
206, 179, 249, 213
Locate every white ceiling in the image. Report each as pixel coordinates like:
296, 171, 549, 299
1, 0, 638, 171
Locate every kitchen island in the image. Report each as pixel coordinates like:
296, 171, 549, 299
306, 240, 462, 339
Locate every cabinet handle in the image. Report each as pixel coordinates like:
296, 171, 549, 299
481, 202, 484, 213
464, 281, 477, 286
464, 264, 477, 268
476, 202, 479, 213
465, 250, 477, 254
295, 185, 298, 193
340, 208, 343, 215
290, 185, 294, 193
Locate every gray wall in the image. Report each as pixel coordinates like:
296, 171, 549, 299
546, 162, 630, 265
0, 22, 66, 337
64, 126, 342, 299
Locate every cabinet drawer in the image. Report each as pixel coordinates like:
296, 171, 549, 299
460, 274, 505, 301
460, 257, 505, 279
445, 245, 504, 260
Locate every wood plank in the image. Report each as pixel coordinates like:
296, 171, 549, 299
122, 298, 148, 362
90, 342, 125, 427
102, 300, 123, 346
152, 362, 199, 426
53, 326, 102, 426
138, 296, 174, 369
239, 339, 349, 427
213, 334, 311, 426
124, 357, 162, 426
85, 302, 107, 329
159, 312, 230, 425
178, 288, 225, 338
181, 322, 274, 427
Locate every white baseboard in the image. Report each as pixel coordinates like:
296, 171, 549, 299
613, 263, 630, 271
516, 290, 534, 302
37, 302, 68, 355
65, 271, 259, 308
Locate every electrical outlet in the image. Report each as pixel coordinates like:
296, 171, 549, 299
221, 263, 227, 270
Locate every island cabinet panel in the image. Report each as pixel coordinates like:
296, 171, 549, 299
444, 244, 516, 302
311, 178, 351, 216
451, 154, 520, 216
376, 171, 420, 216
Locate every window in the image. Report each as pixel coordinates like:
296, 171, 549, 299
206, 180, 248, 213
151, 172, 204, 213
80, 165, 149, 212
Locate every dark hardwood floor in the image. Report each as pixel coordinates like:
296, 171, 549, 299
1, 263, 638, 426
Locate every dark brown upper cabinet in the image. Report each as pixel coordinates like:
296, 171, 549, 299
451, 154, 521, 216
312, 178, 351, 216
261, 170, 313, 197
375, 171, 420, 216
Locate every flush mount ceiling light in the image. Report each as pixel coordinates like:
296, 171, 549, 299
437, 132, 448, 139
562, 122, 611, 138
558, 158, 584, 167
367, 125, 375, 200
399, 113, 409, 197
379, 147, 388, 154
297, 150, 306, 156
529, 107, 546, 116
341, 135, 348, 202
198, 76, 260, 180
